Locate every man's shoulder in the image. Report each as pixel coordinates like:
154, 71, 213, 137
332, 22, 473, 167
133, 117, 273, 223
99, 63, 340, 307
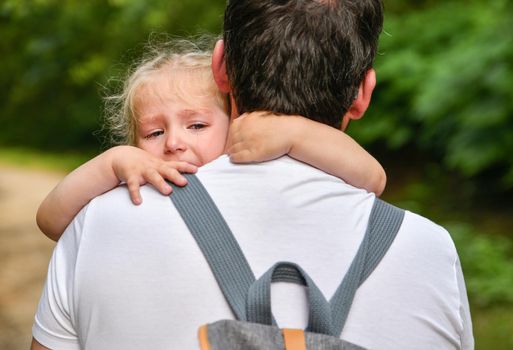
396, 207, 458, 259
402, 209, 451, 239
93, 183, 164, 203
84, 184, 171, 220
199, 154, 302, 173
198, 155, 349, 186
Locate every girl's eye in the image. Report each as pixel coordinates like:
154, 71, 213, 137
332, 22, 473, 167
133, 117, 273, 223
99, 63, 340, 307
144, 130, 164, 139
189, 123, 207, 130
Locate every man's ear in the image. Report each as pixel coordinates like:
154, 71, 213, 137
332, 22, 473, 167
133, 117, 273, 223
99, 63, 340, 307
340, 69, 376, 130
212, 40, 231, 94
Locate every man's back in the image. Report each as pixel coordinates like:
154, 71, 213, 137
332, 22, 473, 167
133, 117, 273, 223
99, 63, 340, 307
33, 156, 473, 349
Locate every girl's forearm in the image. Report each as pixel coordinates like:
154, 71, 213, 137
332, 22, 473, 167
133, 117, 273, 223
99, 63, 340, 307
288, 117, 386, 196
36, 148, 121, 241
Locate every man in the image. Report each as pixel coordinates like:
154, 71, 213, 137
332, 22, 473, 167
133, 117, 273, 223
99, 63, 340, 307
32, 0, 473, 349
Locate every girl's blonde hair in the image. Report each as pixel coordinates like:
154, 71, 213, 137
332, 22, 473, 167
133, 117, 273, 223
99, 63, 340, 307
104, 36, 225, 146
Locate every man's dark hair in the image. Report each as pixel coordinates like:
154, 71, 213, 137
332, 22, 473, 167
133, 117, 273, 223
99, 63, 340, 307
223, 0, 383, 129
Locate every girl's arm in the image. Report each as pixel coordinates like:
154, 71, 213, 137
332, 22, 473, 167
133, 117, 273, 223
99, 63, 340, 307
226, 112, 386, 196
36, 145, 196, 241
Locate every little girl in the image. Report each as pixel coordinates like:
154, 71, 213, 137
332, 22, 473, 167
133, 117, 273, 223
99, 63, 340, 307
37, 40, 386, 241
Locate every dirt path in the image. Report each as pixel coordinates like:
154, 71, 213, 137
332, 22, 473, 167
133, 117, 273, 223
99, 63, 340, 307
0, 164, 64, 349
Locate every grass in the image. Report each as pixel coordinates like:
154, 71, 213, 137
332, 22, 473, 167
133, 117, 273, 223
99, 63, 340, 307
473, 307, 513, 349
0, 147, 93, 173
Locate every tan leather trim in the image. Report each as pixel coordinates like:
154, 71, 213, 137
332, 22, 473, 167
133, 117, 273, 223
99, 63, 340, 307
282, 328, 307, 350
198, 324, 212, 350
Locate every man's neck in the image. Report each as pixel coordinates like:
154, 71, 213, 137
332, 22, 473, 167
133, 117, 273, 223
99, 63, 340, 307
229, 94, 240, 121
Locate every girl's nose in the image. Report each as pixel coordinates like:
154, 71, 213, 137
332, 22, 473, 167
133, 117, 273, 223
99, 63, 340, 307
164, 131, 187, 154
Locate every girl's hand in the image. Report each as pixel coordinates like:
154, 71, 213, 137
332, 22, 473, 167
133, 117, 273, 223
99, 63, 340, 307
109, 146, 197, 204
226, 111, 299, 163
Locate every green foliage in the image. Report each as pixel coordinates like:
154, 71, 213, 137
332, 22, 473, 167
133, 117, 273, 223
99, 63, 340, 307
0, 0, 225, 151
352, 0, 513, 188
448, 223, 513, 308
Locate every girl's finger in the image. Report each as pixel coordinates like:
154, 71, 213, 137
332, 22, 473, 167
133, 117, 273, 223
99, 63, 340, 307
126, 178, 142, 205
229, 149, 255, 163
225, 129, 238, 150
226, 140, 245, 155
162, 168, 188, 187
144, 169, 173, 195
166, 161, 197, 174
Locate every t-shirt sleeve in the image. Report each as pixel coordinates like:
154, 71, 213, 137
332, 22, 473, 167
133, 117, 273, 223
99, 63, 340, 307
455, 256, 474, 350
32, 205, 89, 350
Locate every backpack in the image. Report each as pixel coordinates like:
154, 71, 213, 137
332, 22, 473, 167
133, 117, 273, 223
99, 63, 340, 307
170, 174, 404, 350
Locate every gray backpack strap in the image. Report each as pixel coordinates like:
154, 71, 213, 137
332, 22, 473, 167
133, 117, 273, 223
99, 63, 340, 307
246, 262, 335, 336
169, 174, 255, 321
170, 174, 404, 337
329, 198, 405, 336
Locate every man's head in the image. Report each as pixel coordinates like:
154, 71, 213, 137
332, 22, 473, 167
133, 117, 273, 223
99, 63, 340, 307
213, 0, 383, 130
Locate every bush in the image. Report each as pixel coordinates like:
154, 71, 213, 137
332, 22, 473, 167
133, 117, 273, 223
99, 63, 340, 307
448, 223, 513, 308
352, 0, 513, 189
0, 0, 225, 151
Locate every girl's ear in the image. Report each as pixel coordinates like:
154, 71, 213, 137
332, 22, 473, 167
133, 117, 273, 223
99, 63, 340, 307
340, 69, 376, 130
212, 40, 231, 94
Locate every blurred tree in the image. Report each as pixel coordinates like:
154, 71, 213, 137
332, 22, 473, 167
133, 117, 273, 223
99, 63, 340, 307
352, 0, 513, 189
0, 0, 225, 151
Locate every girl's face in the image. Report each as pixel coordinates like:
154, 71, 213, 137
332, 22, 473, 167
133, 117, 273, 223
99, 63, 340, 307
134, 69, 229, 167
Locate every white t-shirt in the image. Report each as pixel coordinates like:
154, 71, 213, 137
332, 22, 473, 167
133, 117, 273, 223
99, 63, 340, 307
33, 156, 473, 349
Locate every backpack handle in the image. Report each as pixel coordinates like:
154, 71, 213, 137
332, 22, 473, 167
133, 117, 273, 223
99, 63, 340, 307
246, 262, 335, 336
